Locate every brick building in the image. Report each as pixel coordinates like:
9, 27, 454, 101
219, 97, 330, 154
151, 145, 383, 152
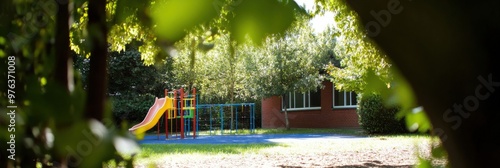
261, 81, 359, 128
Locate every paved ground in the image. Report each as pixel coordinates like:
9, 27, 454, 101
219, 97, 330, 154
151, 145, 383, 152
138, 133, 366, 144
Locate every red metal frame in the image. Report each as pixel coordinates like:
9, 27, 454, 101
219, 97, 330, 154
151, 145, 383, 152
193, 88, 197, 139
165, 89, 169, 139
180, 88, 185, 139
157, 87, 197, 140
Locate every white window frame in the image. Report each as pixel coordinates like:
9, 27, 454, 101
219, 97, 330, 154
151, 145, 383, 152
333, 89, 358, 109
282, 91, 321, 111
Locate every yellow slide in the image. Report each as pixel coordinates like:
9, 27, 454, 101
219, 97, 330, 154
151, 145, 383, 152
129, 97, 173, 135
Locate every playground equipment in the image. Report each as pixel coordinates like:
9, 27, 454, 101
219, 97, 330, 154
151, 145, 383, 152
129, 88, 197, 139
128, 97, 174, 135
130, 87, 256, 140
197, 103, 256, 135
163, 88, 197, 139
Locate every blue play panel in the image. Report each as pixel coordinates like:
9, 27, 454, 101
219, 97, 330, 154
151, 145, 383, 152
138, 134, 365, 144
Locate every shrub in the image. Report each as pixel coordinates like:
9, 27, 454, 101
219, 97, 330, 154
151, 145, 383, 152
111, 92, 157, 126
357, 93, 408, 134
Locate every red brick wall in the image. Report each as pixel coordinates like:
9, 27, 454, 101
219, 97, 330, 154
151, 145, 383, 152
261, 81, 359, 128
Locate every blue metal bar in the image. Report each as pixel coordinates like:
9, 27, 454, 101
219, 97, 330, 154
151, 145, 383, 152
193, 103, 257, 135
210, 106, 213, 135
220, 106, 223, 135
177, 100, 181, 117
251, 104, 255, 133
235, 105, 238, 134
196, 107, 199, 136
187, 117, 190, 137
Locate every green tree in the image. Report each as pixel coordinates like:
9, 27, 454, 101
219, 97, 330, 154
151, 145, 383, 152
245, 17, 331, 130
311, 1, 392, 93
169, 26, 218, 91
186, 33, 252, 103
172, 29, 256, 129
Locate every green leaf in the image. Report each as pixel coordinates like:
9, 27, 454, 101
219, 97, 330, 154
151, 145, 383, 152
151, 0, 219, 42
416, 157, 433, 168
362, 69, 389, 96
0, 49, 5, 58
0, 36, 5, 45
79, 120, 116, 168
53, 120, 89, 158
113, 136, 140, 157
229, 0, 305, 44
404, 107, 431, 133
44, 82, 73, 123
71, 81, 87, 118
114, 0, 148, 25
432, 144, 447, 159
386, 67, 416, 109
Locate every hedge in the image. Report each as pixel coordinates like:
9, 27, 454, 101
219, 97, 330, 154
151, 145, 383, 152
357, 93, 409, 134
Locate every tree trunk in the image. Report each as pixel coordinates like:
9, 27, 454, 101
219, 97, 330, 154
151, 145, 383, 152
229, 42, 235, 131
54, 1, 71, 92
54, 1, 72, 166
189, 38, 196, 91
85, 0, 108, 121
346, 0, 500, 167
283, 94, 290, 130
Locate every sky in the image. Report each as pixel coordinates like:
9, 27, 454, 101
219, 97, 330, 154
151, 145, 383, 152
294, 0, 336, 33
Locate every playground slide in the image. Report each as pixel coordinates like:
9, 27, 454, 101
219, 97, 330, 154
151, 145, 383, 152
129, 97, 171, 134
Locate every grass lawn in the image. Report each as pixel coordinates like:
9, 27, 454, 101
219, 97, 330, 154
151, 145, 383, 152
115, 128, 445, 167
253, 127, 366, 136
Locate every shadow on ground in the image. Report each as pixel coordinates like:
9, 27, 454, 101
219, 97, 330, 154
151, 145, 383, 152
278, 160, 413, 168
138, 133, 366, 144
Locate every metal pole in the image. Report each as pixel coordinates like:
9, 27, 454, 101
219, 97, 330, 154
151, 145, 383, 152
165, 89, 168, 139
157, 117, 160, 140
180, 88, 185, 139
251, 104, 255, 133
174, 90, 178, 138
186, 118, 190, 137
193, 88, 196, 139
220, 105, 223, 135
235, 105, 239, 134
196, 95, 199, 137
210, 106, 212, 135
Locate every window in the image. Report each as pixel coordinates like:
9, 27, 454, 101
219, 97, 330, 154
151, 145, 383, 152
333, 89, 357, 108
282, 90, 321, 110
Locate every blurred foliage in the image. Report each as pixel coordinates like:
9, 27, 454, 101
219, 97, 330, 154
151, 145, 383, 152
228, 0, 306, 44
151, 0, 219, 43
0, 0, 142, 167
